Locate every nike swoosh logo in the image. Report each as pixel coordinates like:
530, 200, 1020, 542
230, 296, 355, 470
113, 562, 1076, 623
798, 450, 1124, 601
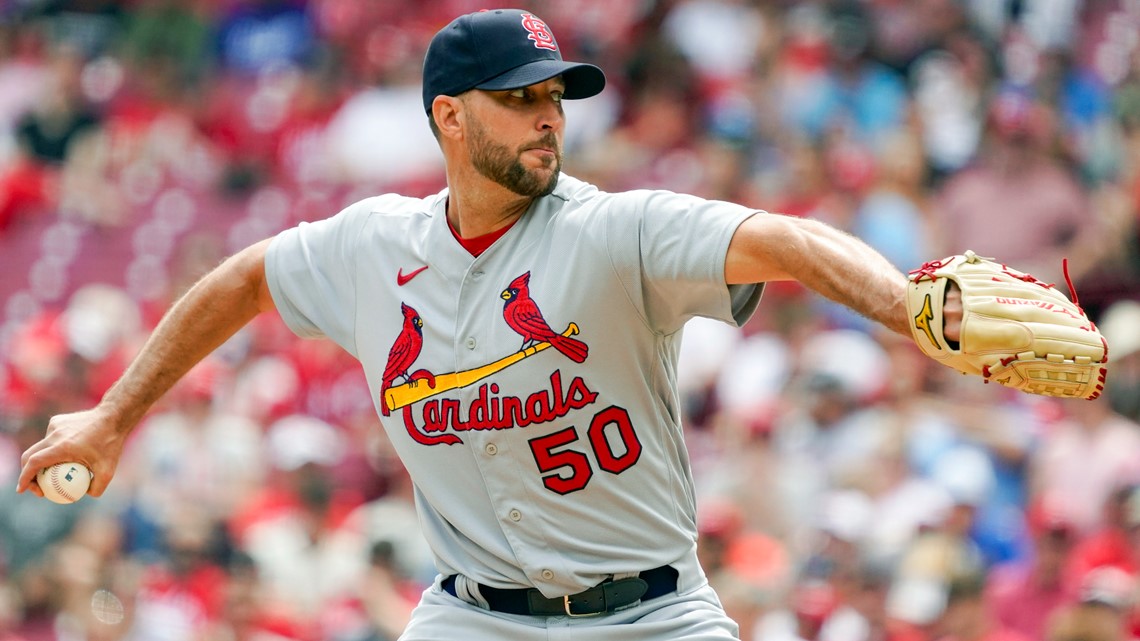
397, 265, 429, 286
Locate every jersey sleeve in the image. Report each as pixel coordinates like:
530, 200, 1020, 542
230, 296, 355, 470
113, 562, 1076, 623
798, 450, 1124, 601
604, 189, 763, 334
265, 198, 374, 356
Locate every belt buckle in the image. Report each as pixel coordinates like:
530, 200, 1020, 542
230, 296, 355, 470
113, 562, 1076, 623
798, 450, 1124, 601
563, 594, 603, 617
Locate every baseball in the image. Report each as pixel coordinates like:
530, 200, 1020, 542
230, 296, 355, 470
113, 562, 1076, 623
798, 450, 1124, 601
36, 462, 92, 504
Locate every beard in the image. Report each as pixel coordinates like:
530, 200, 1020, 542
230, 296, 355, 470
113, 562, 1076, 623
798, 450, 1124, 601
467, 116, 561, 198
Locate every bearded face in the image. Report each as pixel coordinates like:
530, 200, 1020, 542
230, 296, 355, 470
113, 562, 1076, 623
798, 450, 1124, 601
466, 111, 562, 198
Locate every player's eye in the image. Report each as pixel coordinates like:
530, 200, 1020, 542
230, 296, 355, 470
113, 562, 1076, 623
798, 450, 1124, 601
509, 88, 526, 99
551, 91, 563, 103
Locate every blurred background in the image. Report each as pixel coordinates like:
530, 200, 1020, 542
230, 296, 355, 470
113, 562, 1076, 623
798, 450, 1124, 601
1, 0, 1139, 640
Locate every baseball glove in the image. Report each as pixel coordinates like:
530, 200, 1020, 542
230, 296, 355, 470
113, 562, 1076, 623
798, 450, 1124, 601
906, 251, 1108, 400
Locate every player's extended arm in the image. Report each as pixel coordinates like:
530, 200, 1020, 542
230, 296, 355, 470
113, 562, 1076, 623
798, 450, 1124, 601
725, 213, 956, 338
728, 214, 1106, 400
17, 238, 276, 498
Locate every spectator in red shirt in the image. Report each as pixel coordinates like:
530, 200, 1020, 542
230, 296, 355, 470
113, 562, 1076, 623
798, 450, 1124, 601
1066, 485, 1140, 588
1065, 487, 1140, 637
931, 89, 1102, 285
936, 570, 1033, 641
986, 493, 1078, 639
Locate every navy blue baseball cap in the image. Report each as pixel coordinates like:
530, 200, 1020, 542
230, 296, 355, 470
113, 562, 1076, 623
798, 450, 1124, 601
422, 9, 606, 113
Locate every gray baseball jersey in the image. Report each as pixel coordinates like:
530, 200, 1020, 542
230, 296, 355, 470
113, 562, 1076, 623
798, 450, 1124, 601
265, 174, 762, 599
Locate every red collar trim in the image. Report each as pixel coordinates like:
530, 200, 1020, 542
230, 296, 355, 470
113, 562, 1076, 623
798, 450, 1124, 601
447, 217, 516, 257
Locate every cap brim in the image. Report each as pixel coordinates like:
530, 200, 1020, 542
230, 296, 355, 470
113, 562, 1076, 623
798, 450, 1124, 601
475, 59, 606, 100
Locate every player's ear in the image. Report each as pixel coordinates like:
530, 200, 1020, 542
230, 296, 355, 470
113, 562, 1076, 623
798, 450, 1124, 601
432, 96, 464, 141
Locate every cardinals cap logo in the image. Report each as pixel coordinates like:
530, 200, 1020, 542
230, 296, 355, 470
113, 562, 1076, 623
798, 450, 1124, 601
520, 13, 557, 51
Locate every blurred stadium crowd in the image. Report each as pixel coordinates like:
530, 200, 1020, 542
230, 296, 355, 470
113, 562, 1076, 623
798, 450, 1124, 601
1, 0, 1140, 640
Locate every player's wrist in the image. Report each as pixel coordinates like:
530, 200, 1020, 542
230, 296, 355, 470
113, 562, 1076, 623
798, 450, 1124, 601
92, 396, 142, 436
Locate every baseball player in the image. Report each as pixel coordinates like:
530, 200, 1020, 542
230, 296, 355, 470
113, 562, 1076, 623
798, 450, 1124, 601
17, 8, 1107, 641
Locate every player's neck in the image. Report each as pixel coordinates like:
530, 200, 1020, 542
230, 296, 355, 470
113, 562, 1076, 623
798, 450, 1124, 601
445, 174, 534, 239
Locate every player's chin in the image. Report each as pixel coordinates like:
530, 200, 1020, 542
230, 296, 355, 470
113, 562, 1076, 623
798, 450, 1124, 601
510, 166, 560, 197
533, 168, 560, 196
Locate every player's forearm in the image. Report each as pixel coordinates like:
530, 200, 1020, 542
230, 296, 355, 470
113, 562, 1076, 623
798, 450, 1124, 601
100, 239, 274, 431
726, 213, 910, 335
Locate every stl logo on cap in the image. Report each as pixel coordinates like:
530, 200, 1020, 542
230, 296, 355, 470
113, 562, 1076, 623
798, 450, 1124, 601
520, 13, 557, 51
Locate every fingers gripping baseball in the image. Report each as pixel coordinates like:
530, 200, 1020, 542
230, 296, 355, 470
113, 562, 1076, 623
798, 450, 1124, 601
18, 408, 126, 498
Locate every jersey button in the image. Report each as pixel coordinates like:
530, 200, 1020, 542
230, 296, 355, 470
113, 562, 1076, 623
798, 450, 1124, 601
484, 443, 498, 456
541, 569, 554, 580
472, 271, 485, 281
465, 337, 477, 349
508, 509, 522, 522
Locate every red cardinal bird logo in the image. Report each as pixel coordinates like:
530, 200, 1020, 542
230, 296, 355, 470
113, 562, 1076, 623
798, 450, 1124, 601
501, 271, 587, 363
381, 302, 424, 415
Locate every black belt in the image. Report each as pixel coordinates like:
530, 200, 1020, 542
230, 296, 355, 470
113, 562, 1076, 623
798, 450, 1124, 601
442, 565, 678, 616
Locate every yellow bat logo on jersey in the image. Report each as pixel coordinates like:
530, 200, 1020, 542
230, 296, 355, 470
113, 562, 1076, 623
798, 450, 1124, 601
914, 293, 939, 349
386, 323, 581, 412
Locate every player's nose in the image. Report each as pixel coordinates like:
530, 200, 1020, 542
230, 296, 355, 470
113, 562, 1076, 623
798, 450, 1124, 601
535, 97, 564, 132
